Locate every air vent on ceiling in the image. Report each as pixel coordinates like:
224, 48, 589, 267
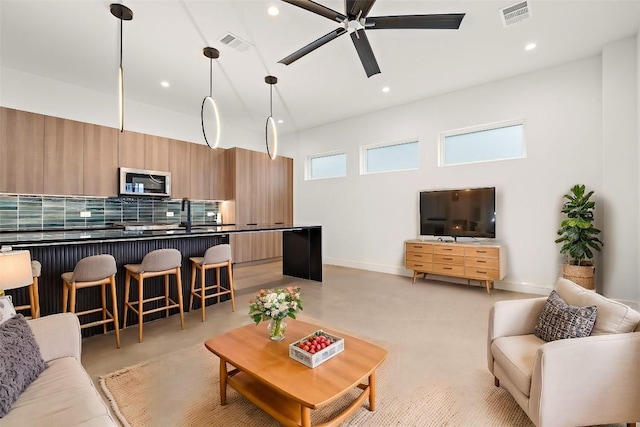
218, 32, 253, 52
499, 1, 531, 27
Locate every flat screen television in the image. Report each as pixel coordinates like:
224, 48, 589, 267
419, 187, 496, 239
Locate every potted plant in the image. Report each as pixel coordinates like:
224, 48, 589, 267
555, 184, 603, 289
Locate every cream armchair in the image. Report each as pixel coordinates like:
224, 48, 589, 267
488, 278, 640, 427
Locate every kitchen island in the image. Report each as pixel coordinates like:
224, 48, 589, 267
1, 224, 321, 336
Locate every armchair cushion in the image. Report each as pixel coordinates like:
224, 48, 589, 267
555, 277, 640, 334
533, 290, 597, 342
491, 334, 545, 397
0, 314, 47, 417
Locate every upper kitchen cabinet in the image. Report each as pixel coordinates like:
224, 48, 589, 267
210, 147, 228, 200
190, 143, 211, 200
144, 134, 170, 172
168, 139, 191, 199
43, 116, 84, 195
118, 130, 145, 169
83, 124, 118, 197
0, 107, 44, 194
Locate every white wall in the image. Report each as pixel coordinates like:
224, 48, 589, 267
0, 66, 299, 156
289, 56, 609, 296
602, 37, 638, 302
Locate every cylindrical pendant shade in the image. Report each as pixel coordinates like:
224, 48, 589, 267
0, 250, 33, 290
118, 65, 124, 132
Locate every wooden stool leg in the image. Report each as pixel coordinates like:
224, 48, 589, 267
101, 283, 107, 335
165, 273, 170, 318
227, 261, 235, 312
176, 267, 185, 330
123, 271, 131, 328
201, 265, 206, 322
110, 276, 121, 349
216, 267, 221, 305
28, 283, 36, 319
189, 262, 197, 311
69, 283, 77, 314
62, 280, 69, 313
32, 277, 40, 318
138, 276, 144, 343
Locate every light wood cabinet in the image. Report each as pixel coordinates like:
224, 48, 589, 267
405, 240, 506, 294
0, 108, 45, 194
43, 116, 84, 195
83, 124, 118, 196
226, 148, 293, 263
209, 147, 227, 200
168, 139, 191, 199
144, 134, 170, 172
190, 143, 210, 200
118, 130, 145, 169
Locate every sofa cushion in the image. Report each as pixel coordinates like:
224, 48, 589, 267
555, 277, 640, 335
0, 295, 16, 325
5, 357, 115, 426
492, 334, 545, 397
533, 290, 597, 342
0, 314, 47, 417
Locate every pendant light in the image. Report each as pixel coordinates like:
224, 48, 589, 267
110, 3, 133, 133
201, 47, 221, 149
264, 75, 278, 160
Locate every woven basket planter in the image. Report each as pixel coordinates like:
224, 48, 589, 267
562, 264, 595, 290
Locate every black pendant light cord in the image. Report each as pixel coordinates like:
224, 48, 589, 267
119, 19, 123, 69
209, 57, 212, 97
269, 84, 273, 117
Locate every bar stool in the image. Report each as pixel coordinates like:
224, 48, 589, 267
123, 248, 185, 343
189, 244, 235, 322
62, 254, 120, 348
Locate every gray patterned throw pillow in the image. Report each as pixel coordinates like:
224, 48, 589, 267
0, 314, 47, 418
534, 290, 598, 342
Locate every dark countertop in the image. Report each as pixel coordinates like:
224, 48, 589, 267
0, 224, 321, 247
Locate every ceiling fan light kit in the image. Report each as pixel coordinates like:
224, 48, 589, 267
265, 75, 278, 160
110, 3, 133, 133
279, 0, 465, 78
201, 47, 221, 149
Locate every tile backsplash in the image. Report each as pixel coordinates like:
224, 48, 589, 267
0, 194, 220, 231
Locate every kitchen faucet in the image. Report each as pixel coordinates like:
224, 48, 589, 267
181, 198, 192, 232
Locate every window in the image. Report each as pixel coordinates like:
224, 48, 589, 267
439, 120, 526, 166
361, 139, 419, 174
306, 152, 347, 180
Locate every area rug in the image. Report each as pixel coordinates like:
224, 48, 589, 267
99, 335, 535, 426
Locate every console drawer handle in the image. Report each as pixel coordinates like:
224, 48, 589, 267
443, 267, 453, 270
443, 257, 453, 261
477, 250, 486, 254
477, 260, 487, 263
477, 271, 487, 275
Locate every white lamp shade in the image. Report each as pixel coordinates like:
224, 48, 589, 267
0, 250, 33, 290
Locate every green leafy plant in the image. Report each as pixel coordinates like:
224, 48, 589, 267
555, 184, 603, 266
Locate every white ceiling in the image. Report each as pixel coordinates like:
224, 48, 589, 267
1, 0, 639, 135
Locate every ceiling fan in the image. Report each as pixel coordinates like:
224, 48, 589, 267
278, 0, 466, 78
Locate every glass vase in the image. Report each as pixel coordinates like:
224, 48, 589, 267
267, 318, 287, 341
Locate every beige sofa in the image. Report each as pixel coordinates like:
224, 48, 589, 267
2, 313, 116, 426
488, 278, 640, 427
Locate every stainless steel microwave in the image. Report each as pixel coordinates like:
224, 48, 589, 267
119, 167, 171, 197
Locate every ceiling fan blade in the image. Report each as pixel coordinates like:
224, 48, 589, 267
346, 0, 376, 18
281, 0, 346, 23
350, 29, 380, 78
279, 27, 347, 65
366, 13, 465, 30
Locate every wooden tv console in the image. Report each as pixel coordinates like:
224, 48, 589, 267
405, 239, 506, 294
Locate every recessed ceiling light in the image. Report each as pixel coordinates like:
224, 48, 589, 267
277, 119, 284, 124
160, 81, 170, 88
525, 43, 537, 51
382, 86, 390, 93
268, 6, 279, 16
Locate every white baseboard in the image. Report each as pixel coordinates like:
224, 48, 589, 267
323, 257, 551, 296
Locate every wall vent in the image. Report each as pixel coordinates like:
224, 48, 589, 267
499, 1, 531, 27
218, 32, 253, 52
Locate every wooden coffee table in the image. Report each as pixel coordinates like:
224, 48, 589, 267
204, 319, 387, 427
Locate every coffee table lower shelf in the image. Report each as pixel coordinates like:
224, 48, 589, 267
225, 368, 374, 427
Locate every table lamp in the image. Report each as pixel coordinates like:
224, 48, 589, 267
0, 250, 34, 297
